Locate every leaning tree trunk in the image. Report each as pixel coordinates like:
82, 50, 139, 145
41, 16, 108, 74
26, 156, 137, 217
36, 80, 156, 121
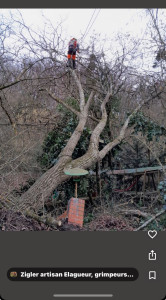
19, 156, 71, 212
19, 146, 99, 212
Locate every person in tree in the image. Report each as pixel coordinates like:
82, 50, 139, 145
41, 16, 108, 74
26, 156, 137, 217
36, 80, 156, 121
67, 38, 80, 69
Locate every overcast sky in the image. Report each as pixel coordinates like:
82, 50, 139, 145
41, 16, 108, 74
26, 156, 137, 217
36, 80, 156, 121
0, 8, 147, 44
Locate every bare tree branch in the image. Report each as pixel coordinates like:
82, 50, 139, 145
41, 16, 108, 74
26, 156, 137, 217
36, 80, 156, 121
46, 89, 80, 117
71, 70, 85, 111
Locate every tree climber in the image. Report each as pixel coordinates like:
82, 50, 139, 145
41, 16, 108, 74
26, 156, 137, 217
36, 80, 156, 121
67, 38, 80, 69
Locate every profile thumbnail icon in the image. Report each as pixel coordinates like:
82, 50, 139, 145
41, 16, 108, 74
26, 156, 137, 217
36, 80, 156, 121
10, 271, 17, 278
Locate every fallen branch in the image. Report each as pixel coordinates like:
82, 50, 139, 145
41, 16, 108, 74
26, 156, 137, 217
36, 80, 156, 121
0, 195, 15, 209
25, 209, 62, 228
121, 209, 150, 218
134, 209, 165, 231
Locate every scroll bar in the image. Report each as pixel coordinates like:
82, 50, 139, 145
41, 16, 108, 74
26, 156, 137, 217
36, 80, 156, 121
53, 294, 113, 297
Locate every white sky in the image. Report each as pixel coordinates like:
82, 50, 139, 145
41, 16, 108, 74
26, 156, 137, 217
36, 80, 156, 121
1, 8, 147, 43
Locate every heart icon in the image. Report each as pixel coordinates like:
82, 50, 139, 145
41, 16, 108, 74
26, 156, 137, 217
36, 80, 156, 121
148, 230, 157, 239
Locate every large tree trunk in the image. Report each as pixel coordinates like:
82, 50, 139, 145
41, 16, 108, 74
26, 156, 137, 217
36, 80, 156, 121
19, 156, 71, 211
19, 146, 99, 212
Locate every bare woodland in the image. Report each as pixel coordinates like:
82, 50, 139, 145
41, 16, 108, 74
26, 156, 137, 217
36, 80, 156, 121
0, 9, 166, 231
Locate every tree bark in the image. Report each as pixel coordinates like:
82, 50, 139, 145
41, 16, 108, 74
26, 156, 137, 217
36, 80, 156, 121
19, 155, 74, 211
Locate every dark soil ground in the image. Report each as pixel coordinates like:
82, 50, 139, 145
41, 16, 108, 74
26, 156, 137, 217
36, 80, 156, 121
0, 209, 53, 231
0, 206, 145, 231
0, 207, 134, 231
0, 193, 165, 231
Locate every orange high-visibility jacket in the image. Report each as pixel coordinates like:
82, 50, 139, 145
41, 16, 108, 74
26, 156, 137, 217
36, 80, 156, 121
69, 38, 79, 52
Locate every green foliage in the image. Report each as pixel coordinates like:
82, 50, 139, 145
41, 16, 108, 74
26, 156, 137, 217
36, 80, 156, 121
106, 95, 120, 121
158, 178, 166, 208
101, 173, 114, 199
84, 213, 94, 224
129, 112, 166, 142
158, 214, 166, 228
78, 177, 89, 197
37, 103, 94, 205
146, 220, 162, 231
110, 96, 120, 114
37, 110, 91, 169
146, 214, 166, 231
153, 48, 166, 68
57, 97, 80, 112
